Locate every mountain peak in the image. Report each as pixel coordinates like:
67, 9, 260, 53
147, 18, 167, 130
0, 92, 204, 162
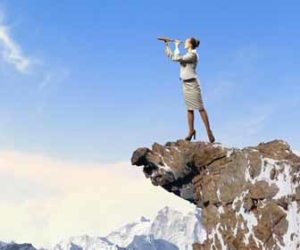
159, 205, 175, 213
158, 205, 188, 216
105, 205, 202, 250
69, 234, 91, 241
131, 139, 300, 250
139, 216, 150, 222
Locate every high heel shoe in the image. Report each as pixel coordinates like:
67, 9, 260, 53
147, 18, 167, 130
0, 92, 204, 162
208, 130, 215, 143
185, 130, 196, 141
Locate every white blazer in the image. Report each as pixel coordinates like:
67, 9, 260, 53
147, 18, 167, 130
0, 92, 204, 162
166, 46, 199, 81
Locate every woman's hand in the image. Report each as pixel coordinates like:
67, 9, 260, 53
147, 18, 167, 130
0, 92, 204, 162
165, 44, 172, 57
174, 40, 181, 47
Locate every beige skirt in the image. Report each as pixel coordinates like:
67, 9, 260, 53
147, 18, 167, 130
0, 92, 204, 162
182, 78, 204, 110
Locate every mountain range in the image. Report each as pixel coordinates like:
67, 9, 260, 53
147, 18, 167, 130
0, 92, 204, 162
0, 206, 205, 250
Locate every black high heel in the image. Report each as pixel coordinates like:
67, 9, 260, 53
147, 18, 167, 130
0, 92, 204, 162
185, 130, 196, 141
208, 130, 215, 143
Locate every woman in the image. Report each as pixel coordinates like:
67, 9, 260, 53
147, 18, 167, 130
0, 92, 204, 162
165, 37, 215, 143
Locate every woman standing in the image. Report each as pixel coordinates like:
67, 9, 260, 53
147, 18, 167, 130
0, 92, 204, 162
165, 38, 215, 143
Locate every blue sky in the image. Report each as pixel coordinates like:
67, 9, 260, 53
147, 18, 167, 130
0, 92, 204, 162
0, 0, 300, 247
0, 0, 299, 163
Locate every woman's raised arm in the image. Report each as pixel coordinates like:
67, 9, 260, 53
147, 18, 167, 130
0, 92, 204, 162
165, 43, 196, 63
165, 42, 173, 58
172, 49, 197, 63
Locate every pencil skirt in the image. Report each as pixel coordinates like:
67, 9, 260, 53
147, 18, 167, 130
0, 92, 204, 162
182, 78, 204, 110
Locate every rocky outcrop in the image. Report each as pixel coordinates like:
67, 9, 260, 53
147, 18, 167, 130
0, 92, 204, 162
131, 139, 300, 250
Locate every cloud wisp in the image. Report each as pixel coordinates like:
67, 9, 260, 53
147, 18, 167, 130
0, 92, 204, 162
0, 10, 32, 73
0, 19, 31, 72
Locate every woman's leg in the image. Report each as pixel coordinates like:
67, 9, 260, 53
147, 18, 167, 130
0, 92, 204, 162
187, 110, 195, 133
199, 108, 215, 142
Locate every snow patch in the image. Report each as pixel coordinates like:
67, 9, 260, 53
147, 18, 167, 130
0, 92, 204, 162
226, 148, 234, 157
245, 156, 297, 200
281, 201, 300, 250
231, 191, 262, 246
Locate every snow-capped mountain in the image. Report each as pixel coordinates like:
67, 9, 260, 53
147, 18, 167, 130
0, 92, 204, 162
105, 216, 151, 247
0, 206, 205, 250
52, 235, 125, 250
149, 206, 205, 250
127, 235, 178, 250
49, 206, 205, 250
52, 234, 179, 250
105, 206, 205, 250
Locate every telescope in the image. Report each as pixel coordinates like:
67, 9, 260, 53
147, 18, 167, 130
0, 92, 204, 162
157, 37, 182, 43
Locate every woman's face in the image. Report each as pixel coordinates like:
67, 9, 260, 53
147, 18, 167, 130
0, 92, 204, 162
184, 39, 192, 50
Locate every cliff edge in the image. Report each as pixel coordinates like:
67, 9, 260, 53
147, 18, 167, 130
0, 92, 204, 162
131, 139, 300, 250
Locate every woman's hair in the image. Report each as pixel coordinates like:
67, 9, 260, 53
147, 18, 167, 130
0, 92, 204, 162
189, 38, 200, 49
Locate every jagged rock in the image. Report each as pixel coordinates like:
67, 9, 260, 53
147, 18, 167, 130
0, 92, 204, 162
131, 139, 300, 250
249, 180, 279, 199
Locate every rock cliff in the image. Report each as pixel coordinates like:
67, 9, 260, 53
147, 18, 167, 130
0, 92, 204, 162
131, 139, 300, 250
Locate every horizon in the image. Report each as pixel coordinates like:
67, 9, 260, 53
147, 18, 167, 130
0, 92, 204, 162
0, 0, 299, 248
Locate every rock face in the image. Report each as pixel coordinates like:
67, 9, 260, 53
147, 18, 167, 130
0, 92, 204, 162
131, 139, 300, 250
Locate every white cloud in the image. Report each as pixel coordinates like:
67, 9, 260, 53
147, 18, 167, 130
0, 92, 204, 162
0, 15, 31, 72
0, 150, 195, 248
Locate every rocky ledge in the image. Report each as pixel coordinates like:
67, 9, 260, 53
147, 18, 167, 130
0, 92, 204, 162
131, 139, 300, 250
